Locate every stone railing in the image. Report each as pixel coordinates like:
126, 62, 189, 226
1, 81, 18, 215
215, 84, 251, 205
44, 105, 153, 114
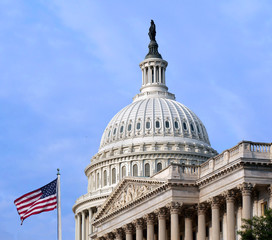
200, 141, 272, 177
75, 187, 114, 204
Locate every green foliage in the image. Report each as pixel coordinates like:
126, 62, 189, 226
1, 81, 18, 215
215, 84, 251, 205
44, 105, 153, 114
238, 209, 272, 240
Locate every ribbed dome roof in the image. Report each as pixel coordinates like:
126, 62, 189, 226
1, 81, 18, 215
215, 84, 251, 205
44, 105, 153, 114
99, 97, 211, 152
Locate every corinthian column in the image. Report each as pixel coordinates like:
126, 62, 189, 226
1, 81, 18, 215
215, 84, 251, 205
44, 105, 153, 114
146, 213, 156, 240
82, 211, 86, 240
125, 223, 134, 240
241, 183, 253, 219
226, 190, 236, 240
134, 218, 144, 240
167, 202, 180, 240
197, 204, 206, 240
184, 209, 193, 240
156, 208, 167, 240
113, 228, 123, 240
211, 197, 220, 240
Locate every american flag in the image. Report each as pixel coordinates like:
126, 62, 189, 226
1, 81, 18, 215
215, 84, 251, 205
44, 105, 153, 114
14, 178, 58, 224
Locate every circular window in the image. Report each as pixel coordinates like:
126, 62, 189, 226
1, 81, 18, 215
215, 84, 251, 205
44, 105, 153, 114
183, 122, 187, 130
155, 121, 160, 128
120, 126, 124, 133
136, 122, 141, 130
146, 121, 151, 129
190, 123, 194, 132
128, 124, 132, 131
165, 120, 170, 128
174, 121, 179, 129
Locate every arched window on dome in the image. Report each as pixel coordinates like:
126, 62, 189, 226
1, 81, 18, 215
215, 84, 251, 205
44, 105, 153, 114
128, 123, 132, 132
122, 166, 126, 179
155, 120, 160, 129
133, 164, 138, 177
146, 121, 151, 129
136, 122, 141, 130
96, 172, 100, 189
157, 162, 162, 172
165, 120, 170, 129
145, 163, 150, 177
103, 170, 107, 187
112, 168, 116, 184
183, 122, 187, 130
174, 121, 179, 129
120, 125, 124, 133
190, 123, 195, 132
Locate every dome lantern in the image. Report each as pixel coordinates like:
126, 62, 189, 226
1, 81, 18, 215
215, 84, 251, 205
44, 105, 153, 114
134, 20, 175, 102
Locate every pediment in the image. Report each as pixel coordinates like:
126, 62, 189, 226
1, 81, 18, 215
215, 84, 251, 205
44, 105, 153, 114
94, 177, 166, 222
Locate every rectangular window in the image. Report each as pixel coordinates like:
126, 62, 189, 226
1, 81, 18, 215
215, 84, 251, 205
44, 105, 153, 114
261, 201, 268, 216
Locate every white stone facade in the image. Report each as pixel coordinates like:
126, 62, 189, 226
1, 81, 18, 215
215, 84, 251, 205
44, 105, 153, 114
73, 30, 272, 240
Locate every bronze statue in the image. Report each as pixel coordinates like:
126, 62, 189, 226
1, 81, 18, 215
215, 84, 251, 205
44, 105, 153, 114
148, 20, 156, 41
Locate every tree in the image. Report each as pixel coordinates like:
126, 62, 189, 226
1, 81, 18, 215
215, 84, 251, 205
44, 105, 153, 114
238, 209, 272, 240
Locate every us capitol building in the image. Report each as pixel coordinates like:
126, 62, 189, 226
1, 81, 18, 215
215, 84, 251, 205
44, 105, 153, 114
73, 21, 272, 240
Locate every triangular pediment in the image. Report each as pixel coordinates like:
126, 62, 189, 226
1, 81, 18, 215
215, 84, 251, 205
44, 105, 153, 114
94, 177, 166, 222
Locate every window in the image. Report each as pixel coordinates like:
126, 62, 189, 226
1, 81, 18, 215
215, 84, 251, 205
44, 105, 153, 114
174, 121, 179, 129
108, 130, 111, 137
196, 124, 200, 133
145, 163, 150, 177
155, 121, 160, 128
122, 166, 126, 179
96, 172, 100, 189
136, 122, 141, 130
128, 124, 132, 131
183, 122, 187, 130
120, 126, 124, 133
146, 121, 151, 129
103, 170, 107, 187
133, 164, 138, 177
157, 162, 162, 172
190, 123, 194, 132
113, 128, 117, 135
165, 120, 170, 128
112, 168, 116, 184
261, 202, 268, 216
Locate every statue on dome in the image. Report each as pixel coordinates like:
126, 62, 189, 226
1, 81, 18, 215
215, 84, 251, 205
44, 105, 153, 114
148, 20, 156, 41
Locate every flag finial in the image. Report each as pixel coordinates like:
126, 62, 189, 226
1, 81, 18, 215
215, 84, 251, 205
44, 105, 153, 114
57, 168, 60, 175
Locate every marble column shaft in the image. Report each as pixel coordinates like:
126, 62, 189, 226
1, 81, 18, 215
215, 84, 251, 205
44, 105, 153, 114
158, 209, 167, 240
136, 219, 144, 240
226, 194, 235, 240
242, 189, 252, 219
170, 207, 179, 240
147, 214, 155, 240
184, 216, 193, 240
212, 200, 220, 240
82, 211, 86, 240
198, 208, 206, 240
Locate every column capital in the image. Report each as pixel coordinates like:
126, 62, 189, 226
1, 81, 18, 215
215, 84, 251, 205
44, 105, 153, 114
124, 223, 134, 234
208, 196, 221, 208
113, 228, 124, 239
224, 190, 236, 202
197, 203, 207, 215
239, 182, 253, 195
144, 212, 156, 224
184, 208, 195, 219
155, 207, 168, 219
106, 232, 115, 240
166, 201, 181, 214
133, 218, 145, 230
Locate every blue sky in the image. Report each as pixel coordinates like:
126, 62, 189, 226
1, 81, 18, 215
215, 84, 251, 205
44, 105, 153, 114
1, 0, 272, 239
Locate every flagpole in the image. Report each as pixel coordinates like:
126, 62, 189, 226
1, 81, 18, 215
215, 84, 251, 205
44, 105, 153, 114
57, 169, 62, 240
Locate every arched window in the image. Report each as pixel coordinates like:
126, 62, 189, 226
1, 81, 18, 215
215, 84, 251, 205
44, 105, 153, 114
146, 121, 151, 129
103, 170, 107, 187
174, 121, 179, 129
96, 172, 100, 189
157, 162, 162, 172
145, 163, 150, 177
112, 168, 116, 184
133, 164, 138, 177
165, 120, 170, 129
183, 122, 187, 130
155, 121, 160, 128
122, 166, 126, 179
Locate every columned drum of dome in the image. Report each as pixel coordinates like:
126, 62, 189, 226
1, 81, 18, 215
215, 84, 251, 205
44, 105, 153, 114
73, 21, 217, 240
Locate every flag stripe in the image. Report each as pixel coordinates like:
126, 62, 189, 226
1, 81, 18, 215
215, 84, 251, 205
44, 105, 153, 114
16, 193, 43, 210
14, 189, 41, 205
14, 178, 57, 223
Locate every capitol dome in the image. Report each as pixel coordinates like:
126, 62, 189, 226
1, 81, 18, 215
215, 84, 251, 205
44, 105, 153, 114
73, 22, 217, 220
99, 97, 211, 153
